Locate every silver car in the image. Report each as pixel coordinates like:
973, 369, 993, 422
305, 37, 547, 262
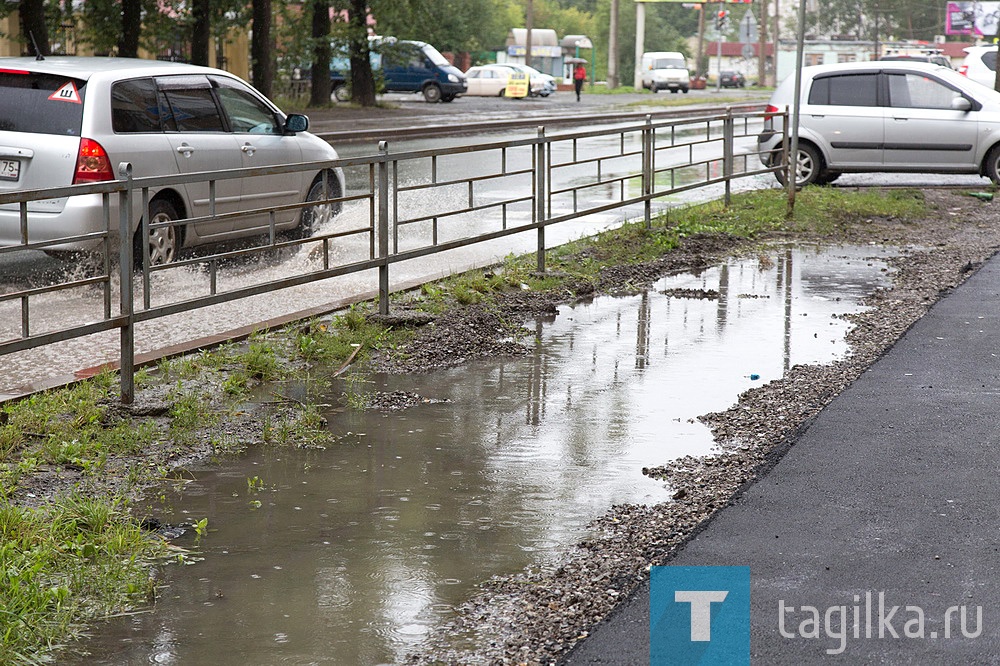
758, 61, 1000, 187
0, 57, 344, 264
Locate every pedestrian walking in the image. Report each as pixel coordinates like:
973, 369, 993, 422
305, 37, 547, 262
573, 63, 586, 102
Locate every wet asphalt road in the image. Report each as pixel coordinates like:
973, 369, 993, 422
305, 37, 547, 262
563, 250, 1000, 661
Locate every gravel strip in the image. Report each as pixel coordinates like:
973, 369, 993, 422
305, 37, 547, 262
396, 189, 1000, 665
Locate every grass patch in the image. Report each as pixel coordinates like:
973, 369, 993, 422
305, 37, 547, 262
0, 493, 166, 665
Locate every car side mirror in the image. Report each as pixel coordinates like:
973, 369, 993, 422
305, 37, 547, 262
285, 114, 309, 133
951, 96, 972, 112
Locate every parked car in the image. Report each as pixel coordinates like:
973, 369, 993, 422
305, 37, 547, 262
758, 61, 1000, 187
719, 70, 746, 88
464, 65, 512, 96
329, 38, 466, 103
958, 45, 998, 89
492, 63, 556, 96
0, 57, 345, 265
879, 54, 953, 69
464, 64, 549, 97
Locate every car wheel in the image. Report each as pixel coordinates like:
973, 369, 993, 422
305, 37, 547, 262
332, 85, 351, 103
137, 199, 180, 266
985, 145, 1000, 184
815, 171, 842, 186
423, 84, 442, 103
682, 87, 689, 93
293, 173, 341, 239
651, 84, 658, 93
497, 88, 505, 97
775, 144, 823, 187
441, 94, 456, 103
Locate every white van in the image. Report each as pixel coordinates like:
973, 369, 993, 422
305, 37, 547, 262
641, 51, 690, 93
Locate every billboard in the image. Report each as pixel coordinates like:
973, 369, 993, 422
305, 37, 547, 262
947, 2, 999, 36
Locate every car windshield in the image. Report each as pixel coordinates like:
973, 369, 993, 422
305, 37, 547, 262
0, 71, 86, 136
421, 44, 450, 67
653, 58, 685, 69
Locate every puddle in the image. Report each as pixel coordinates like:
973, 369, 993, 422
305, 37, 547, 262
66, 243, 893, 665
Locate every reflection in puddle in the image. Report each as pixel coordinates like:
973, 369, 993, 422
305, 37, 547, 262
67, 244, 892, 665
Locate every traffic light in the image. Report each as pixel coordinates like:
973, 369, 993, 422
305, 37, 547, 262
716, 9, 730, 30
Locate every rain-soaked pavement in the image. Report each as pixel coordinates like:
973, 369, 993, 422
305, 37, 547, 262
65, 243, 894, 665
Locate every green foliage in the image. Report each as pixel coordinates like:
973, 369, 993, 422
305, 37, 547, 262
0, 494, 164, 664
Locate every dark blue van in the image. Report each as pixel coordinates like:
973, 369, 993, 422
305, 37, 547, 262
331, 38, 466, 103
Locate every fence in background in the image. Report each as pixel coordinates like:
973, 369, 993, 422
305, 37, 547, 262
0, 108, 789, 402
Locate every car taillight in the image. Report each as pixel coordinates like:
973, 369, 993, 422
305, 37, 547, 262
959, 65, 969, 76
73, 138, 114, 184
763, 104, 780, 120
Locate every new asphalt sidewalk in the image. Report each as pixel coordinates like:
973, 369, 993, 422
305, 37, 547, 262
564, 252, 1000, 663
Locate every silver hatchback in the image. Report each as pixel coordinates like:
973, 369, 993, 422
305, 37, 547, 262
759, 61, 1000, 187
0, 57, 344, 264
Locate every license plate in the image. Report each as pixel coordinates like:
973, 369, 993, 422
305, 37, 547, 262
0, 158, 19, 181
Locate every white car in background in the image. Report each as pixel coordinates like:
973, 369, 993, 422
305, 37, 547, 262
493, 63, 556, 96
759, 60, 1000, 186
0, 57, 344, 265
958, 45, 998, 89
464, 64, 550, 97
464, 65, 512, 96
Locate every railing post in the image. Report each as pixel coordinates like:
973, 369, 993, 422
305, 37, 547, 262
723, 107, 734, 207
783, 107, 795, 217
377, 141, 390, 315
535, 127, 546, 273
117, 162, 135, 404
643, 115, 653, 228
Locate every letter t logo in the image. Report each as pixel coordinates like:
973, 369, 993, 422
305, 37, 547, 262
675, 590, 730, 641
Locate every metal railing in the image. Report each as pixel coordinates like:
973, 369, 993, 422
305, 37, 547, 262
0, 108, 789, 402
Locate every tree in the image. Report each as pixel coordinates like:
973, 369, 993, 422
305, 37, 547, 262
21, 0, 49, 56
252, 0, 274, 96
346, 0, 376, 106
119, 0, 142, 57
192, 0, 211, 65
310, 0, 333, 106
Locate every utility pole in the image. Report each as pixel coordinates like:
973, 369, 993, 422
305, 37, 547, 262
696, 3, 706, 78
772, 0, 779, 85
758, 0, 767, 85
634, 1, 646, 89
526, 0, 534, 68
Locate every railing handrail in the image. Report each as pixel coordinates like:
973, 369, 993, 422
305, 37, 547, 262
0, 108, 789, 403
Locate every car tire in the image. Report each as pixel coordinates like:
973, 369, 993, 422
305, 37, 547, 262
815, 171, 842, 186
441, 94, 456, 103
332, 85, 351, 103
498, 88, 506, 97
682, 87, 689, 93
137, 199, 180, 267
651, 85, 658, 93
985, 145, 1000, 184
423, 84, 442, 103
774, 143, 823, 188
292, 173, 341, 239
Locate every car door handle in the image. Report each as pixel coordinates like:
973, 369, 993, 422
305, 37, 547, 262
241, 143, 256, 157
176, 144, 194, 158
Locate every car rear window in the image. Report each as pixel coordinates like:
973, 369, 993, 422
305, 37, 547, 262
0, 71, 85, 136
808, 73, 878, 107
983, 50, 997, 72
156, 75, 225, 132
112, 78, 162, 133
